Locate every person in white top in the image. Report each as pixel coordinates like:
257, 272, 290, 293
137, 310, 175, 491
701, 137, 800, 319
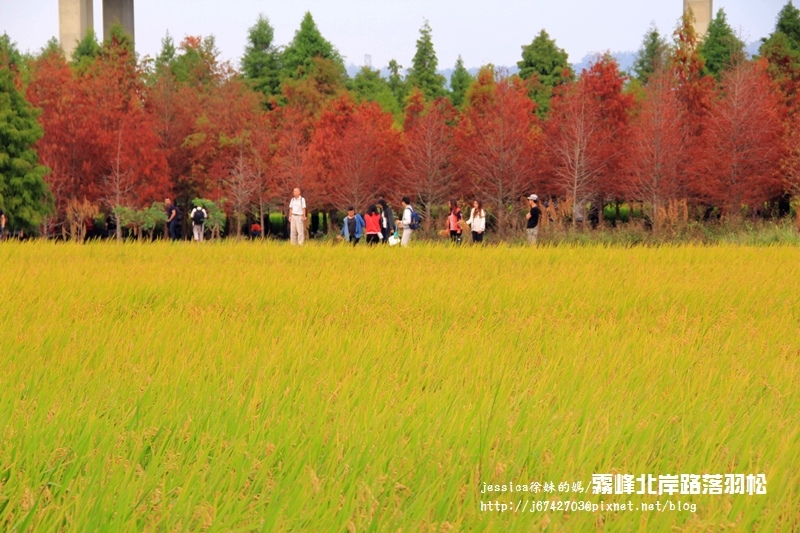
288, 188, 307, 245
189, 205, 208, 242
399, 196, 414, 247
466, 200, 486, 244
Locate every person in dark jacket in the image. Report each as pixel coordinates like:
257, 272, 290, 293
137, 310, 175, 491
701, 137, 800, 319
378, 199, 396, 243
165, 198, 181, 241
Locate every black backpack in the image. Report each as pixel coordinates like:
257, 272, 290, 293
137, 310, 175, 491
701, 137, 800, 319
192, 208, 206, 225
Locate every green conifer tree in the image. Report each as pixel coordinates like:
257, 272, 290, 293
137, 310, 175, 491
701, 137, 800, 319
633, 24, 668, 84
242, 15, 282, 97
517, 30, 573, 117
449, 56, 474, 107
406, 21, 447, 100
699, 9, 745, 79
281, 12, 345, 81
0, 50, 52, 232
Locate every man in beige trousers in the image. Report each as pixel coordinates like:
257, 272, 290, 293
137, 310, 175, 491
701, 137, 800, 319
288, 188, 307, 245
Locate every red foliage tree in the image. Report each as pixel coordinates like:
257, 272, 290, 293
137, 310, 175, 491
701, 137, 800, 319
266, 57, 348, 210
27, 49, 91, 233
580, 55, 634, 217
306, 93, 401, 214
760, 33, 800, 118
702, 59, 785, 216
270, 104, 313, 206
148, 36, 231, 206
784, 110, 800, 206
28, 39, 167, 237
147, 69, 199, 204
398, 89, 459, 226
546, 78, 606, 226
626, 67, 685, 229
454, 68, 542, 234
87, 40, 168, 237
204, 77, 264, 234
671, 11, 717, 206
250, 111, 277, 233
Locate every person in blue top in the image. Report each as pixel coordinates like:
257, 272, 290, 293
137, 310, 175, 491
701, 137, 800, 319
340, 206, 366, 246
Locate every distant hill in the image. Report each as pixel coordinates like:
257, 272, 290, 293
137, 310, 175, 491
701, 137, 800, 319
346, 41, 763, 84
572, 51, 637, 74
574, 41, 762, 75
745, 41, 761, 57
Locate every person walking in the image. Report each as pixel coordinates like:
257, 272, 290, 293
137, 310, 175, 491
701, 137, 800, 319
378, 199, 396, 243
165, 198, 180, 241
467, 200, 486, 244
288, 188, 307, 245
190, 204, 208, 242
526, 194, 541, 245
340, 206, 365, 245
364, 204, 382, 245
400, 197, 417, 248
446, 199, 463, 244
0, 206, 5, 241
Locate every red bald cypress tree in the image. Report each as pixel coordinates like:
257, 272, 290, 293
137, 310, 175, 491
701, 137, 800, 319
703, 59, 785, 216
671, 10, 717, 207
580, 55, 634, 221
625, 67, 685, 229
454, 68, 542, 235
306, 94, 401, 214
398, 89, 459, 227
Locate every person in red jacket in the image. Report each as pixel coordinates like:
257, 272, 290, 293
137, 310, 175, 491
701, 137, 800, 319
364, 204, 382, 245
446, 199, 463, 244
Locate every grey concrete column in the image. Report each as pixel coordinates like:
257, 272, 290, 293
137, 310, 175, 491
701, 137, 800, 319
103, 0, 135, 46
684, 0, 713, 39
59, 0, 94, 59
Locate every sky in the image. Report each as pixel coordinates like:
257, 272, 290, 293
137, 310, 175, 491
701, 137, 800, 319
0, 0, 789, 70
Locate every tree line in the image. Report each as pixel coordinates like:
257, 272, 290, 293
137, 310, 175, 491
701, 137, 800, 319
2, 4, 800, 240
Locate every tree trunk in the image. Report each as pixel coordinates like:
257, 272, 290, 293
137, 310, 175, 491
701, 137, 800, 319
115, 211, 122, 241
597, 195, 604, 227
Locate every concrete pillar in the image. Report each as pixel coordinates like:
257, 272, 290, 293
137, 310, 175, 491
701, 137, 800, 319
59, 0, 94, 59
103, 0, 135, 46
684, 0, 713, 39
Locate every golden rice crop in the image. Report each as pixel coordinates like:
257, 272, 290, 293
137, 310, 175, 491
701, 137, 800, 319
0, 241, 798, 531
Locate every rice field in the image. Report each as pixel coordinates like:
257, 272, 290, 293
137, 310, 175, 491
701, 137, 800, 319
0, 241, 798, 532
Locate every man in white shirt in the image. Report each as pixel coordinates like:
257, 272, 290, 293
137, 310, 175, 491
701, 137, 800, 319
189, 205, 208, 242
288, 188, 307, 245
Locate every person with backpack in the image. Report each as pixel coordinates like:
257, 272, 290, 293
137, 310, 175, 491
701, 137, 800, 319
378, 199, 396, 243
340, 206, 366, 245
165, 198, 180, 241
400, 197, 419, 247
466, 200, 486, 244
190, 204, 208, 242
